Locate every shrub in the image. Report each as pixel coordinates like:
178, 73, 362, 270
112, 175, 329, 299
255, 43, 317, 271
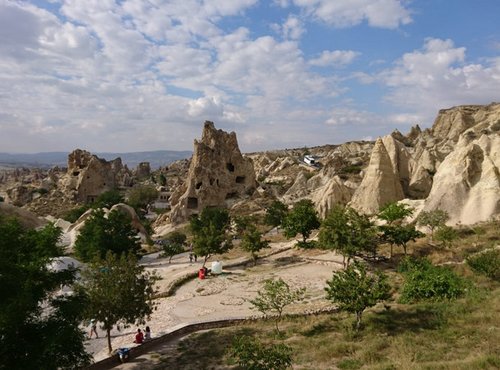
399, 258, 468, 303
229, 336, 293, 370
466, 249, 500, 281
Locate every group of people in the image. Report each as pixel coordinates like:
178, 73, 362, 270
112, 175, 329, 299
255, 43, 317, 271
88, 320, 152, 344
133, 326, 151, 344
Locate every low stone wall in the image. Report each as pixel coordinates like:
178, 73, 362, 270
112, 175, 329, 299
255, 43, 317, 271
85, 305, 338, 370
85, 318, 248, 370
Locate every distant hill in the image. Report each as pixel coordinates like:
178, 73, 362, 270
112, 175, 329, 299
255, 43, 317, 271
0, 150, 192, 169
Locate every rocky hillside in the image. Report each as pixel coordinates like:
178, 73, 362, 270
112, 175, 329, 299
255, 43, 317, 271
1, 103, 499, 228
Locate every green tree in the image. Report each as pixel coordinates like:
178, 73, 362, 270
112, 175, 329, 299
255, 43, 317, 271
93, 189, 124, 209
250, 278, 305, 334
434, 225, 458, 247
325, 261, 391, 331
158, 173, 167, 186
74, 209, 141, 262
127, 185, 159, 213
77, 251, 158, 353
319, 205, 377, 267
398, 257, 467, 303
190, 207, 233, 267
233, 215, 254, 238
381, 224, 423, 256
264, 200, 288, 229
162, 231, 187, 263
241, 226, 270, 265
417, 209, 450, 241
229, 336, 293, 370
378, 202, 414, 224
0, 217, 90, 369
64, 204, 90, 223
282, 199, 320, 246
378, 202, 415, 258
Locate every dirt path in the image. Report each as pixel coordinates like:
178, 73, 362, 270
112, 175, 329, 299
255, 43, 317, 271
87, 240, 344, 363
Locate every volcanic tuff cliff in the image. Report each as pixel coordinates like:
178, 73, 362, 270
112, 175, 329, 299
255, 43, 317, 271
168, 121, 257, 223
2, 103, 499, 228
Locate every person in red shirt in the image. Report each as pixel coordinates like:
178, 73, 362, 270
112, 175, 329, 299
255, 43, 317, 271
133, 328, 144, 344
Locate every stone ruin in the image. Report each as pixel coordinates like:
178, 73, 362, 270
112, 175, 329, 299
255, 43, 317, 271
169, 121, 256, 223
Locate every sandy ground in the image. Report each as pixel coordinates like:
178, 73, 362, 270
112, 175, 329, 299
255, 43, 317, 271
85, 240, 344, 363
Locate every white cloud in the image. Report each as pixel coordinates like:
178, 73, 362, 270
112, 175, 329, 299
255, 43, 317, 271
309, 50, 360, 67
379, 38, 500, 124
292, 0, 412, 29
281, 15, 305, 40
325, 108, 373, 126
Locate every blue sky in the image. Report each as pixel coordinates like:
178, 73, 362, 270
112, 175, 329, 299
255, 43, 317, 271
0, 0, 499, 153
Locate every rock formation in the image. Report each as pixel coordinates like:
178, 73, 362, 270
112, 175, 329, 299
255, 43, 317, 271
422, 131, 500, 225
169, 121, 256, 223
60, 149, 131, 203
349, 138, 404, 214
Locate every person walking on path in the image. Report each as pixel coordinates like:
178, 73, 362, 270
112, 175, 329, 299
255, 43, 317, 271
89, 319, 98, 339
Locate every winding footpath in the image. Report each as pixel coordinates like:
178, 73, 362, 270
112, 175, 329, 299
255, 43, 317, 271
85, 240, 344, 368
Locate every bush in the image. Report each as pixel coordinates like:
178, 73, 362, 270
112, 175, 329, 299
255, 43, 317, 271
399, 258, 468, 303
229, 336, 293, 370
467, 249, 500, 281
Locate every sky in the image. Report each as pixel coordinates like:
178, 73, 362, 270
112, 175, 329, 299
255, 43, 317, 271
0, 0, 499, 153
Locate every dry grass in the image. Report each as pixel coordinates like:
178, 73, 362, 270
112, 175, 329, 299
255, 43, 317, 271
151, 220, 500, 369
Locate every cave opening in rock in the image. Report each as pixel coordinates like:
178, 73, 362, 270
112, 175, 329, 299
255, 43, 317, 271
187, 197, 198, 209
226, 163, 235, 172
235, 176, 245, 184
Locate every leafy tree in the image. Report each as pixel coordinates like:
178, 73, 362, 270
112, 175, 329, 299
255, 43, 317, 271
435, 225, 458, 247
0, 217, 90, 369
127, 185, 159, 213
190, 207, 233, 267
158, 173, 167, 186
241, 226, 270, 265
77, 251, 158, 353
229, 336, 293, 370
282, 199, 320, 245
319, 205, 377, 267
417, 209, 450, 241
378, 202, 415, 258
93, 189, 124, 209
74, 209, 141, 262
233, 215, 255, 238
378, 202, 414, 224
162, 231, 187, 263
264, 200, 288, 229
398, 257, 468, 303
250, 278, 305, 334
325, 261, 391, 331
380, 224, 423, 256
64, 204, 91, 223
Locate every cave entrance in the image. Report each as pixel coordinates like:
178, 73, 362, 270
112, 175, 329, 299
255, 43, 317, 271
187, 197, 198, 209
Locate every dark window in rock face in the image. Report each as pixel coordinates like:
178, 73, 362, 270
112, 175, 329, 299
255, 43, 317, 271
209, 178, 215, 186
196, 182, 202, 190
86, 195, 96, 203
226, 192, 238, 199
216, 179, 219, 186
226, 163, 235, 172
187, 197, 198, 209
235, 176, 245, 184
73, 171, 80, 176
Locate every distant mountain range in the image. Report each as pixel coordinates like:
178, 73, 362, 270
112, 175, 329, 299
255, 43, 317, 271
0, 150, 192, 169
